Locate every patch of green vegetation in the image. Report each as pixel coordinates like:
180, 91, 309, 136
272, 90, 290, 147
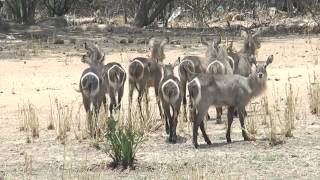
249, 153, 284, 162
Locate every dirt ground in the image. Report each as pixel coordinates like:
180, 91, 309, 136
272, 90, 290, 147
1, 31, 320, 179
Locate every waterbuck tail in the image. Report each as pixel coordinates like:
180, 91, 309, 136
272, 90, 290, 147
129, 59, 144, 81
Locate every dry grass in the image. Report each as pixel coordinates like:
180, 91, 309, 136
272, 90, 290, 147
308, 72, 320, 116
246, 103, 258, 137
24, 152, 32, 179
52, 98, 72, 144
18, 102, 40, 143
283, 80, 298, 137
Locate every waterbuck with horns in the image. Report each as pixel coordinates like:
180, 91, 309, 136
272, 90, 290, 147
175, 35, 223, 122
159, 63, 182, 143
188, 55, 273, 148
128, 37, 169, 121
228, 29, 261, 76
204, 35, 234, 124
80, 42, 106, 137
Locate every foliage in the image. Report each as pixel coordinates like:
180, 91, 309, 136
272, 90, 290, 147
5, 0, 37, 24
42, 0, 75, 17
103, 117, 144, 169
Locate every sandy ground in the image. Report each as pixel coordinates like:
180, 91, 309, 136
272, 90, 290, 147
1, 33, 320, 179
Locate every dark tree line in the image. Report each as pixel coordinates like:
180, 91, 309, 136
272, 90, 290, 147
2, 0, 320, 26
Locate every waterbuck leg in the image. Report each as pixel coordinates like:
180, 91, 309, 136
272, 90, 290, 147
87, 111, 93, 137
162, 104, 170, 135
138, 88, 145, 121
109, 89, 116, 116
239, 107, 250, 141
188, 95, 193, 122
117, 86, 124, 111
182, 80, 188, 122
155, 85, 163, 120
216, 107, 223, 124
171, 109, 178, 143
226, 106, 235, 143
197, 107, 212, 145
128, 83, 134, 123
103, 95, 107, 114
200, 120, 212, 145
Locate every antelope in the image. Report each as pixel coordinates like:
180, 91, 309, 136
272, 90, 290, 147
128, 37, 169, 121
228, 29, 262, 76
103, 62, 126, 115
81, 43, 127, 116
204, 36, 234, 124
80, 43, 106, 137
227, 29, 261, 117
188, 55, 273, 148
159, 63, 182, 143
176, 35, 222, 123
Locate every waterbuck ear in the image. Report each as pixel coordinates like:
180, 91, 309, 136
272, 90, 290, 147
265, 55, 273, 68
149, 37, 156, 47
160, 37, 169, 47
201, 36, 209, 46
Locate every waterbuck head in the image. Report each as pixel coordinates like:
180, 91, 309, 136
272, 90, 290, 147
241, 29, 262, 55
149, 37, 169, 63
254, 55, 273, 83
81, 42, 105, 66
202, 35, 222, 59
162, 63, 174, 77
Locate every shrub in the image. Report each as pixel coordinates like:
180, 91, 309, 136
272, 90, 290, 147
103, 117, 143, 169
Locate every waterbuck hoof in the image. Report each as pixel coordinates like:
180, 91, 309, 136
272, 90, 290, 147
206, 140, 212, 145
194, 143, 199, 149
227, 138, 232, 143
216, 118, 222, 124
169, 138, 177, 144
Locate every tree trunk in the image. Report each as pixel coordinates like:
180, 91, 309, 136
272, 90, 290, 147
133, 0, 173, 27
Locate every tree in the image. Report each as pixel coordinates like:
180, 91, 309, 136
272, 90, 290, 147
133, 0, 173, 27
42, 0, 76, 17
6, 0, 37, 24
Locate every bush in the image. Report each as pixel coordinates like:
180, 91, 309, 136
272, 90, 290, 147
104, 117, 143, 169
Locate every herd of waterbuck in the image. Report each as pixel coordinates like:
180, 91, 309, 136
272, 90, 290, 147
79, 29, 274, 148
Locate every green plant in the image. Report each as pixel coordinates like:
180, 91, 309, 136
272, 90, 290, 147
104, 117, 143, 169
5, 0, 37, 24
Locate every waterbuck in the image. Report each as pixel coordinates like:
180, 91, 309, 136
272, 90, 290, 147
204, 36, 235, 124
188, 55, 273, 148
103, 62, 126, 115
176, 35, 222, 122
81, 43, 127, 116
228, 29, 261, 76
159, 63, 182, 143
80, 42, 106, 137
128, 37, 169, 121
